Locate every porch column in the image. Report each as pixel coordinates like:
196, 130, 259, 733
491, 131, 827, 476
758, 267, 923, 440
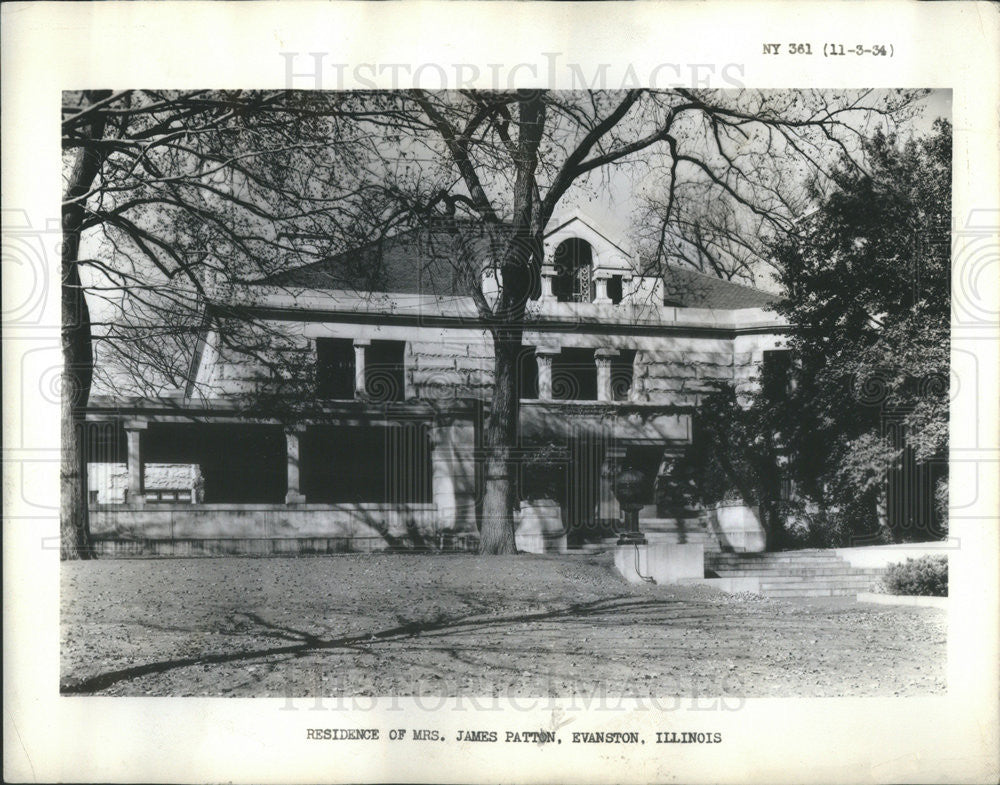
595, 348, 617, 402
124, 421, 147, 506
353, 339, 370, 397
536, 349, 557, 400
285, 426, 307, 504
539, 264, 556, 300
593, 271, 612, 304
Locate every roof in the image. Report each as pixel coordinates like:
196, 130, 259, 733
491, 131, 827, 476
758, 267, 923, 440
259, 220, 779, 310
660, 267, 779, 309
259, 220, 502, 297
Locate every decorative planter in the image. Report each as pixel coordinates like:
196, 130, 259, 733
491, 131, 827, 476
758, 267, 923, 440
704, 501, 766, 552
515, 499, 567, 554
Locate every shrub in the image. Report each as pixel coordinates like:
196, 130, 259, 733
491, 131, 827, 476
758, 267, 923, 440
881, 555, 948, 596
519, 442, 568, 501
778, 503, 855, 549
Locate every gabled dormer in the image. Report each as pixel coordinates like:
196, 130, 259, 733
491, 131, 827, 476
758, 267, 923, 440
541, 210, 636, 304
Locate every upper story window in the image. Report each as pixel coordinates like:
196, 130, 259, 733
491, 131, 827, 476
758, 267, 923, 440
517, 346, 539, 399
316, 338, 355, 399
610, 349, 637, 401
365, 340, 407, 403
552, 238, 594, 303
316, 338, 407, 402
552, 348, 598, 400
761, 350, 794, 398
607, 275, 624, 305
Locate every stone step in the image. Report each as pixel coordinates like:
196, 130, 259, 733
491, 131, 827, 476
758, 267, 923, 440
767, 549, 845, 556
709, 548, 841, 556
707, 553, 844, 562
763, 587, 861, 598
711, 567, 884, 578
759, 580, 880, 591
705, 554, 851, 572
709, 561, 881, 570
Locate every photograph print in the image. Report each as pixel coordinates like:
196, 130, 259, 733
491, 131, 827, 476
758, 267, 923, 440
60, 88, 951, 700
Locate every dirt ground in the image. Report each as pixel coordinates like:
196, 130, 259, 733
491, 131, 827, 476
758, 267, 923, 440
60, 553, 946, 698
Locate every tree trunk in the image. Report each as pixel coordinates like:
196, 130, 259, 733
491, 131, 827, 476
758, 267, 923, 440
60, 241, 94, 560
474, 92, 546, 554
60, 90, 110, 560
478, 332, 522, 554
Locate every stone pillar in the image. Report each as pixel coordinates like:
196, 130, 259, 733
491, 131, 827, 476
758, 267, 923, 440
124, 421, 147, 506
431, 416, 477, 533
596, 445, 626, 524
353, 339, 370, 397
285, 427, 307, 504
539, 264, 556, 300
619, 273, 634, 303
593, 271, 612, 304
536, 349, 557, 400
595, 349, 617, 402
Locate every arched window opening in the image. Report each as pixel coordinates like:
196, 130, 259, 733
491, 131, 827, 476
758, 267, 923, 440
552, 238, 594, 303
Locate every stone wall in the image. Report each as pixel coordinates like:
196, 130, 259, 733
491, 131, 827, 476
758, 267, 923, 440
407, 340, 494, 400
196, 316, 781, 408
633, 345, 736, 406
89, 502, 440, 554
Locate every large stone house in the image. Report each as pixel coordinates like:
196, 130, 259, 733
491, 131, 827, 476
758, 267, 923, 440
83, 212, 789, 555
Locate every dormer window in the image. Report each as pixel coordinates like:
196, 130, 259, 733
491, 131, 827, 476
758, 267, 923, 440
607, 274, 624, 305
552, 238, 593, 303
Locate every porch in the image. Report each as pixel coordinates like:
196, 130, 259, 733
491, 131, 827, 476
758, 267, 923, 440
81, 397, 746, 555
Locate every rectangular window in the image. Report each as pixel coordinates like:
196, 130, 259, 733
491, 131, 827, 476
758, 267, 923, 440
366, 340, 406, 403
607, 275, 624, 304
552, 348, 598, 401
762, 350, 793, 398
302, 424, 431, 503
316, 338, 355, 399
611, 349, 637, 401
518, 346, 539, 399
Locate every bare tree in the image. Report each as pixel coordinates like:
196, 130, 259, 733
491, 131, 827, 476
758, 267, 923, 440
60, 89, 384, 558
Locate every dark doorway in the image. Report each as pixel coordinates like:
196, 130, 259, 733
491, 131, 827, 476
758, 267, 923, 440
564, 434, 607, 546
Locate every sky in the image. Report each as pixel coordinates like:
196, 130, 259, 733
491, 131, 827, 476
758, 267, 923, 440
553, 88, 952, 248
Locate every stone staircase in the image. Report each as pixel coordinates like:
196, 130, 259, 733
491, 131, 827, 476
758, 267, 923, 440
704, 549, 886, 598
590, 517, 721, 554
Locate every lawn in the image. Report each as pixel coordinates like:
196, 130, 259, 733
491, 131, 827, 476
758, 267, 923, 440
61, 553, 946, 698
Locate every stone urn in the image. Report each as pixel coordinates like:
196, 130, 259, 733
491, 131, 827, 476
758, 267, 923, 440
614, 464, 648, 545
